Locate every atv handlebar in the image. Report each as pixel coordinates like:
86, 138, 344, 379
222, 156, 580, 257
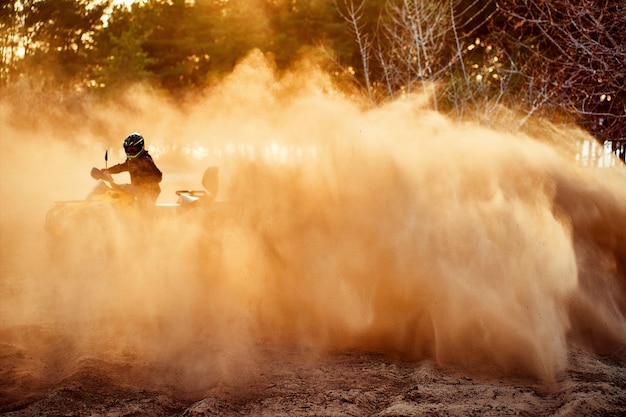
91, 167, 114, 184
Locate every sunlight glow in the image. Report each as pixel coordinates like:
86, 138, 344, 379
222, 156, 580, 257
112, 0, 136, 6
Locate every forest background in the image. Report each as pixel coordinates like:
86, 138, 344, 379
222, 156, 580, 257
1, 0, 624, 161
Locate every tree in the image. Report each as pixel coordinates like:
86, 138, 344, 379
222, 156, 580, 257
104, 0, 355, 90
270, 0, 354, 71
0, 0, 23, 86
490, 0, 626, 141
339, 0, 625, 146
19, 0, 110, 87
338, 0, 506, 117
90, 14, 155, 89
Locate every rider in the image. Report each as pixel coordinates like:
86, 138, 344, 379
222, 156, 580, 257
104, 132, 162, 207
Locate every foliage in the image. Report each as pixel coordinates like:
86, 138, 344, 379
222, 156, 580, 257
339, 0, 625, 144
491, 0, 626, 142
0, 0, 21, 86
18, 0, 109, 88
0, 0, 624, 145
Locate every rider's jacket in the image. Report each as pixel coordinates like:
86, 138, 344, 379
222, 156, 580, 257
107, 151, 162, 187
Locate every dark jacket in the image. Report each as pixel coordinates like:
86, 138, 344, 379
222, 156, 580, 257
108, 151, 162, 186
107, 151, 162, 206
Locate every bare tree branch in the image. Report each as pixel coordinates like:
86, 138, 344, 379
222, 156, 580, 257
494, 0, 626, 141
336, 0, 374, 102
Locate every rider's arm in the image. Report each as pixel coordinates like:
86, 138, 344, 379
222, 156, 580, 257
106, 161, 128, 174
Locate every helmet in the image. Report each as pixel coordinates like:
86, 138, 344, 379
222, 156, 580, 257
123, 132, 145, 159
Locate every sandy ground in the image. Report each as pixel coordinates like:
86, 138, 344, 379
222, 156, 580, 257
1, 321, 625, 416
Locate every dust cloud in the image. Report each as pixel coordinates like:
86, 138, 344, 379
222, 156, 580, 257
1, 50, 625, 397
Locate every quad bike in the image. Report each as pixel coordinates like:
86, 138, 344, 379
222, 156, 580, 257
45, 163, 238, 271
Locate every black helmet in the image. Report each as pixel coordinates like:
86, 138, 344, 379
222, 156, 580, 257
123, 132, 145, 159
